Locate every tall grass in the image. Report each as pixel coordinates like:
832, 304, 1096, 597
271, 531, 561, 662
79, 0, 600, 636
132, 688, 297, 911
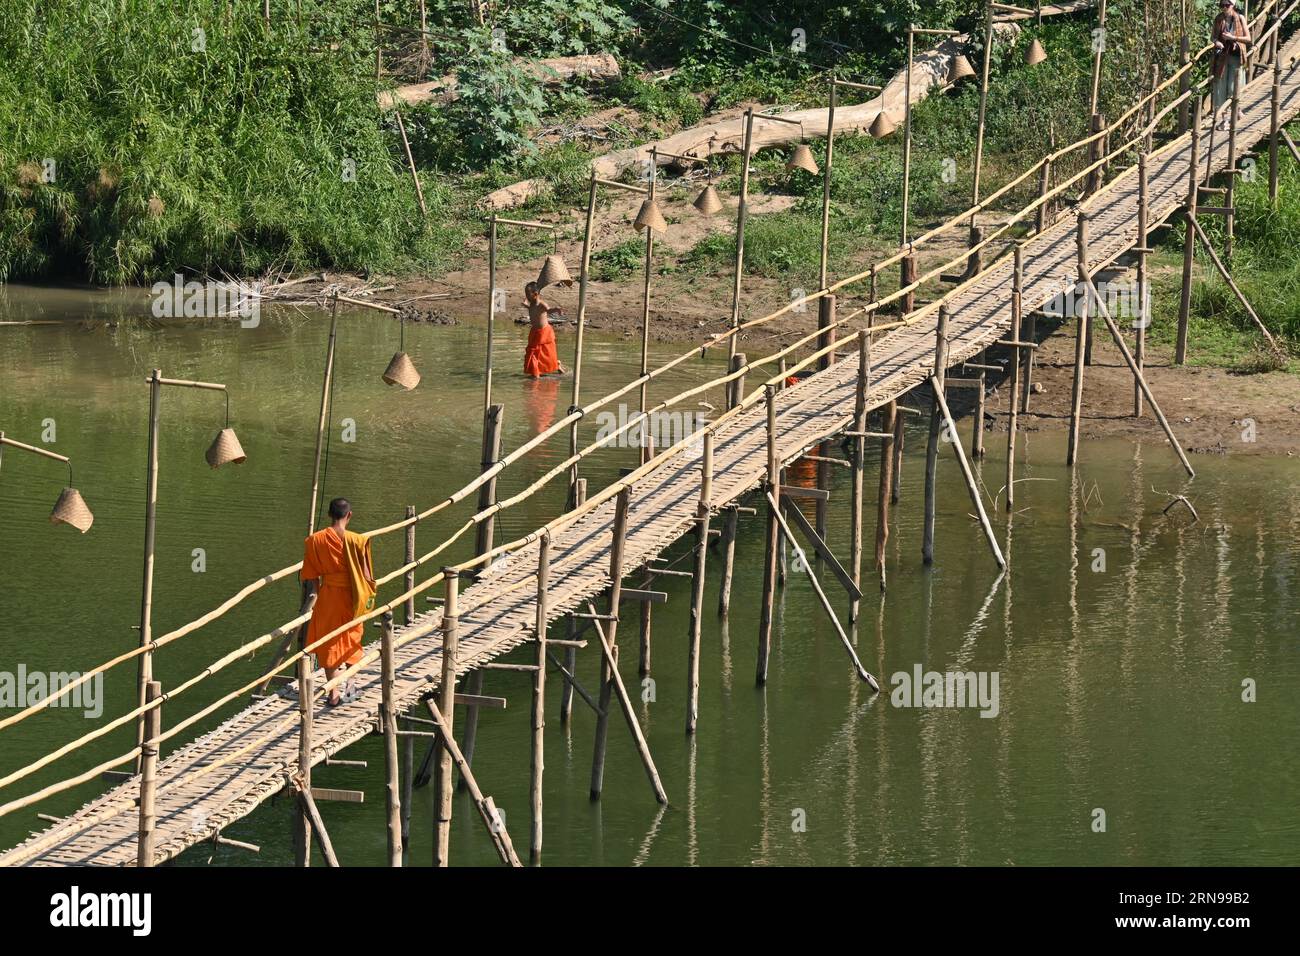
0, 1, 463, 284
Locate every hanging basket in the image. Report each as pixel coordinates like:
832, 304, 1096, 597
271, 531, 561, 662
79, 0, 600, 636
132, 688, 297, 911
49, 487, 94, 533
869, 111, 897, 139
633, 198, 668, 234
948, 54, 977, 84
205, 427, 248, 468
536, 254, 574, 288
1024, 38, 1048, 67
785, 143, 820, 175
693, 184, 723, 216
383, 351, 421, 390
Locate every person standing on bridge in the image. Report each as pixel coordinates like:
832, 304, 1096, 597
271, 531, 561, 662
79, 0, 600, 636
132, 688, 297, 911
521, 281, 566, 377
301, 498, 377, 706
1211, 0, 1251, 130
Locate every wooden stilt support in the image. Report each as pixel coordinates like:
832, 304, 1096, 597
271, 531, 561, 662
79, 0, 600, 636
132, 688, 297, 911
530, 533, 549, 864
300, 789, 339, 867
848, 331, 869, 622
767, 493, 879, 691
1086, 113, 1105, 196
379, 612, 402, 866
432, 571, 459, 867
403, 506, 416, 625
1067, 213, 1090, 466
891, 400, 904, 502
590, 488, 630, 799
423, 699, 522, 866
293, 654, 312, 867
136, 680, 161, 868
584, 603, 668, 803
460, 404, 503, 782
1225, 66, 1242, 262
1006, 246, 1024, 512
929, 381, 1006, 570
400, 727, 413, 851
1271, 43, 1282, 205
965, 225, 984, 279
922, 305, 950, 565
637, 564, 654, 676
756, 384, 780, 685
1188, 215, 1282, 355
972, 347, 986, 458
686, 433, 713, 734
1082, 275, 1196, 478
815, 297, 836, 544
875, 400, 896, 590
560, 478, 586, 722
901, 254, 918, 317
717, 505, 740, 618
1176, 107, 1202, 365
1135, 153, 1149, 417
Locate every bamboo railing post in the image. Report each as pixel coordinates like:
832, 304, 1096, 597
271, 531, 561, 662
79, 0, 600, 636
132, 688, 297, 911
308, 298, 338, 537
902, 28, 915, 246
972, 0, 995, 223
1135, 153, 1149, 417
294, 654, 313, 867
136, 680, 161, 868
531, 533, 549, 864
1225, 58, 1243, 262
136, 368, 162, 769
560, 478, 587, 722
728, 110, 756, 360
757, 384, 780, 684
972, 347, 986, 458
686, 432, 713, 734
875, 400, 897, 590
1036, 157, 1051, 233
1145, 64, 1159, 154
460, 403, 503, 778
639, 149, 657, 418
1178, 32, 1191, 133
819, 76, 837, 292
637, 564, 654, 676
1270, 40, 1282, 204
380, 611, 402, 867
814, 294, 836, 542
1089, 0, 1107, 116
1176, 104, 1202, 364
901, 253, 917, 316
727, 351, 747, 411
1006, 246, 1024, 512
965, 226, 984, 280
891, 398, 904, 503
403, 506, 416, 624
484, 215, 497, 414
1087, 113, 1105, 196
432, 570, 459, 866
568, 175, 598, 499
401, 721, 414, 853
1068, 212, 1090, 466
590, 487, 629, 799
849, 331, 869, 622
717, 505, 740, 617
922, 306, 950, 565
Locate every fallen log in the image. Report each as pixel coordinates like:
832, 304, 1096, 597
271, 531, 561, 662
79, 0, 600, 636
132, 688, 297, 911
478, 0, 1094, 211
380, 53, 621, 111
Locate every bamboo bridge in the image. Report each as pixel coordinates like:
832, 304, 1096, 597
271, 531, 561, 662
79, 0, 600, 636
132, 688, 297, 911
2, 8, 1297, 867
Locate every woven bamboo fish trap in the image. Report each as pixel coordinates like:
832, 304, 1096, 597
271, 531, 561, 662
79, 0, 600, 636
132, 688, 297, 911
49, 487, 94, 533
205, 428, 247, 468
383, 351, 421, 390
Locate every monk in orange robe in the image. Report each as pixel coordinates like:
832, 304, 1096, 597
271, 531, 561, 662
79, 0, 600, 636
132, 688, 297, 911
523, 281, 566, 377
301, 497, 377, 706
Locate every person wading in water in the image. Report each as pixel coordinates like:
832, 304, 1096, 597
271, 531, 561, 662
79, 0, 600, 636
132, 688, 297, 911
300, 497, 377, 706
522, 281, 566, 377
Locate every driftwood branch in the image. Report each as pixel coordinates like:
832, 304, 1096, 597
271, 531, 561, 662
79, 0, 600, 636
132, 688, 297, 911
380, 53, 621, 110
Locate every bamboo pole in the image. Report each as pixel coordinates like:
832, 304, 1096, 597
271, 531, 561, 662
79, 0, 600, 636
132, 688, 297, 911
568, 175, 598, 498
1089, 0, 1107, 116
531, 533, 549, 864
380, 612, 402, 866
815, 294, 836, 541
1189, 215, 1283, 352
637, 564, 654, 675
922, 307, 950, 565
973, 0, 995, 224
136, 680, 161, 868
404, 506, 416, 624
1082, 275, 1196, 478
1067, 213, 1090, 466
301, 789, 340, 867
902, 28, 915, 246
849, 331, 869, 622
819, 77, 837, 292
1271, 40, 1282, 203
686, 433, 713, 734
459, 403, 503, 778
1006, 247, 1024, 512
1178, 32, 1191, 133
560, 478, 586, 722
891, 396, 904, 503
1177, 100, 1202, 364
972, 347, 986, 457
432, 571, 458, 866
728, 110, 756, 360
1226, 57, 1243, 261
394, 111, 427, 219
136, 369, 162, 769
1036, 157, 1051, 233
717, 505, 740, 617
590, 488, 629, 799
930, 381, 1007, 569
423, 699, 521, 866
307, 298, 338, 538
756, 384, 780, 685
639, 149, 657, 418
875, 401, 897, 590
294, 655, 312, 867
401, 724, 413, 852
484, 216, 497, 414
1135, 153, 1149, 417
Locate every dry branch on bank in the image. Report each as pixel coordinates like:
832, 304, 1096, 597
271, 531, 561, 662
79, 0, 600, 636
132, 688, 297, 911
379, 52, 621, 110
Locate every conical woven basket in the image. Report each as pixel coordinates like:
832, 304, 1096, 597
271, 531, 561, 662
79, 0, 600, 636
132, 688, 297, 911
949, 54, 976, 84
869, 111, 897, 139
383, 351, 421, 390
537, 254, 574, 288
205, 427, 247, 468
633, 198, 668, 234
1024, 38, 1047, 67
785, 143, 820, 175
693, 184, 723, 216
49, 487, 94, 533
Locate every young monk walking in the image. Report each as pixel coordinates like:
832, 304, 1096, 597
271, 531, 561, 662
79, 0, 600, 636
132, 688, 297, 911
301, 497, 377, 706
523, 281, 566, 377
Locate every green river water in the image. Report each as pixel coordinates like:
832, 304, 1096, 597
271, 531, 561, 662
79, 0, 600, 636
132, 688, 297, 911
0, 284, 1296, 866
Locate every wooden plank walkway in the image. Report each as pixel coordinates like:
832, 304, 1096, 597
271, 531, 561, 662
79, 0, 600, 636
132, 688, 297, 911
6, 46, 1298, 866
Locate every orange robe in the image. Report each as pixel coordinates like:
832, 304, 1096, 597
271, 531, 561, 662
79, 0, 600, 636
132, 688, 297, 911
301, 528, 371, 671
524, 323, 560, 377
